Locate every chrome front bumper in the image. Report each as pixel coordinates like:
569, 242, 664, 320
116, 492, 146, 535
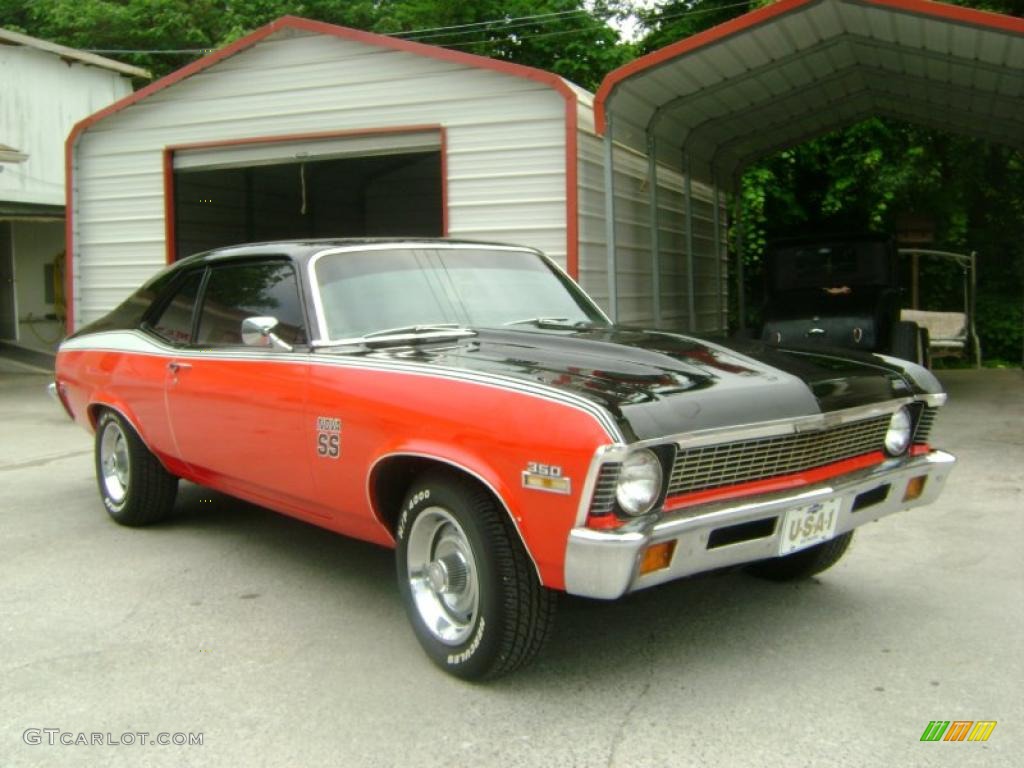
563, 450, 956, 599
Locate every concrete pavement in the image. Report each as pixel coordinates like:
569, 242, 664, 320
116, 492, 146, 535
1, 367, 1021, 767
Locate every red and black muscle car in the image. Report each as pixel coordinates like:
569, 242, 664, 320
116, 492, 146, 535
54, 239, 956, 679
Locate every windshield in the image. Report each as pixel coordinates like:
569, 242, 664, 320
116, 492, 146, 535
311, 246, 607, 340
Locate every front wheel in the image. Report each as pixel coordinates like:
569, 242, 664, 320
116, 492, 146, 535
395, 471, 555, 679
94, 410, 178, 526
745, 531, 854, 581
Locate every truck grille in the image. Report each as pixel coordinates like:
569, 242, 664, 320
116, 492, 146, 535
667, 414, 892, 497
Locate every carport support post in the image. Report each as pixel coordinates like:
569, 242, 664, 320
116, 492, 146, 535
603, 114, 618, 322
683, 151, 697, 331
647, 133, 662, 328
712, 177, 723, 334
734, 193, 746, 332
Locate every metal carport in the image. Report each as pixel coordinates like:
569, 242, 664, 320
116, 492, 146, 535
593, 0, 1024, 327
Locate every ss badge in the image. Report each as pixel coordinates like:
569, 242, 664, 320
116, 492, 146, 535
316, 416, 341, 459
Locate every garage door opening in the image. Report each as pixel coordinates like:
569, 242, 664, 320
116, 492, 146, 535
168, 129, 444, 260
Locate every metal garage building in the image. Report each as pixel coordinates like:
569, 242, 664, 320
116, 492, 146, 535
595, 0, 1023, 325
66, 1, 1023, 337
65, 16, 727, 333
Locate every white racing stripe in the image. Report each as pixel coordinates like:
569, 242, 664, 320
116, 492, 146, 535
60, 330, 625, 442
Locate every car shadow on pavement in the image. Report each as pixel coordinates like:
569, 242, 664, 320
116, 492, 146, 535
150, 481, 871, 687
162, 481, 397, 603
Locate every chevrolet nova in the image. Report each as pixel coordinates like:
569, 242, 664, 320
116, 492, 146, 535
53, 239, 955, 679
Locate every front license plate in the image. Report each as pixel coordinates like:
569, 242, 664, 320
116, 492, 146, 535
779, 498, 841, 556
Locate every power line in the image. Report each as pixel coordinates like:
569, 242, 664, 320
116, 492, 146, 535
415, 2, 752, 49
81, 2, 752, 56
397, 8, 594, 39
81, 7, 600, 53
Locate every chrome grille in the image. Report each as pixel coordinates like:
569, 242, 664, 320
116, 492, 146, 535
588, 462, 621, 516
667, 415, 891, 497
914, 406, 937, 444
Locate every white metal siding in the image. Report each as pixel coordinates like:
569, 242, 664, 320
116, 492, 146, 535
72, 30, 568, 327
577, 130, 728, 332
0, 45, 133, 207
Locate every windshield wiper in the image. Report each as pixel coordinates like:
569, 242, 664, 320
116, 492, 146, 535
502, 317, 592, 329
312, 323, 476, 349
361, 323, 464, 339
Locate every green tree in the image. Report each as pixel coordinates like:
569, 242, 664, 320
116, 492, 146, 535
0, 0, 632, 89
632, 1, 1022, 362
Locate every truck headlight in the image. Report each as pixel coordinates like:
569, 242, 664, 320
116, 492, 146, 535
885, 407, 912, 456
616, 449, 663, 516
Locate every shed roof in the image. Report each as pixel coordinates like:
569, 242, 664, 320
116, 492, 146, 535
594, 0, 1024, 188
0, 26, 150, 79
69, 15, 584, 143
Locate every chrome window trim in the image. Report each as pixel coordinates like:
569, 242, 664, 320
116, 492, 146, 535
305, 242, 610, 344
307, 242, 542, 343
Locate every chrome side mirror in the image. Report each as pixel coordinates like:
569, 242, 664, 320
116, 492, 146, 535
241, 316, 293, 352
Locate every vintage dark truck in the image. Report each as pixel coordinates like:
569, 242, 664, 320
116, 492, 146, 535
53, 239, 955, 678
759, 235, 929, 364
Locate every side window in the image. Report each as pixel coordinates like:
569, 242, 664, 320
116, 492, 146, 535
150, 271, 203, 345
196, 261, 306, 347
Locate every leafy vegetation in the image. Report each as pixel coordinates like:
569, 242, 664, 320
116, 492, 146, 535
3, 0, 1020, 362
640, 0, 1023, 364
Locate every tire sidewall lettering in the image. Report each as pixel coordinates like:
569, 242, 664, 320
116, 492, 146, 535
447, 616, 485, 666
396, 488, 431, 541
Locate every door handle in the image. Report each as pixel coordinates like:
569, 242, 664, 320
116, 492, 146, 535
167, 361, 192, 373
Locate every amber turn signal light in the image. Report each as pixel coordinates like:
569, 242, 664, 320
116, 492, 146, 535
903, 475, 927, 502
639, 541, 677, 575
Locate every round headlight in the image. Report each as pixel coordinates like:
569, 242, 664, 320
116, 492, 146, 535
884, 407, 912, 456
616, 449, 663, 516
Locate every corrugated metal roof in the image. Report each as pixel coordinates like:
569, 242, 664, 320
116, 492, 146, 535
0, 26, 150, 79
595, 0, 1024, 188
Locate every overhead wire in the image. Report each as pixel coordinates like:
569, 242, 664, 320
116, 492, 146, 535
80, 2, 753, 56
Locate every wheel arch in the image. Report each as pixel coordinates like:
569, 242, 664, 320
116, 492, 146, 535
85, 398, 180, 476
368, 452, 543, 583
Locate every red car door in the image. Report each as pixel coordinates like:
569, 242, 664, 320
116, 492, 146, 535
163, 259, 316, 509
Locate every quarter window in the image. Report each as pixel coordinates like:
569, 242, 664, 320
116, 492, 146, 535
150, 270, 203, 345
196, 261, 306, 346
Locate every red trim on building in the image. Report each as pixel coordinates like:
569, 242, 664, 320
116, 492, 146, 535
661, 451, 887, 513
161, 125, 447, 264
64, 15, 581, 329
439, 126, 449, 237
594, 0, 1024, 135
563, 101, 579, 279
162, 151, 176, 265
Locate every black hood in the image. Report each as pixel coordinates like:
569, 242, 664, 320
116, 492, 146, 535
349, 327, 941, 442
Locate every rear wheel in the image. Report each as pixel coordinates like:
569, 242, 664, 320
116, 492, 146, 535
94, 410, 177, 526
395, 470, 555, 679
745, 531, 854, 581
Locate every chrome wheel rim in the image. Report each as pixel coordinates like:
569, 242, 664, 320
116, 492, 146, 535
406, 507, 479, 645
99, 421, 130, 504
